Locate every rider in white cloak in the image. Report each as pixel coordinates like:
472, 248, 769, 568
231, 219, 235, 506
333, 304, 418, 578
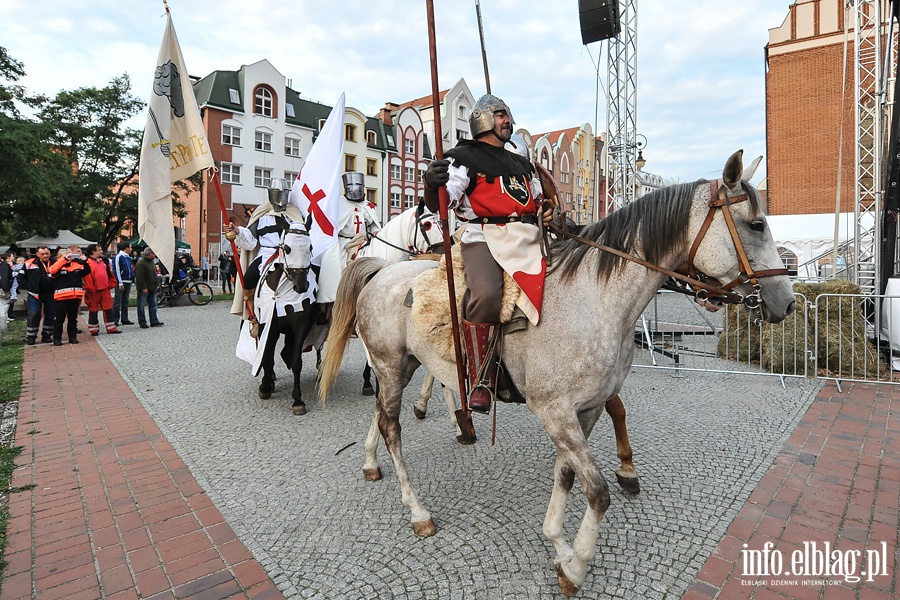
226, 178, 312, 323
337, 172, 381, 266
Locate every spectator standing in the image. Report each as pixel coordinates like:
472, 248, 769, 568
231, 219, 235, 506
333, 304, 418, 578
23, 246, 56, 344
9, 256, 25, 320
111, 241, 135, 326
134, 248, 164, 329
200, 254, 209, 281
83, 244, 121, 336
49, 245, 92, 346
218, 252, 233, 293
0, 253, 12, 334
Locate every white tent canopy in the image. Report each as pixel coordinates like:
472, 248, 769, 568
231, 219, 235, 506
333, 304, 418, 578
16, 230, 95, 249
767, 213, 853, 278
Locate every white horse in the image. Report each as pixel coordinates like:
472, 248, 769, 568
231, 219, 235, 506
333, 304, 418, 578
351, 202, 466, 436
318, 152, 796, 596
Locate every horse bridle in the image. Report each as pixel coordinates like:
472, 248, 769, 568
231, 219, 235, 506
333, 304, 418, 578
551, 180, 788, 309
364, 203, 444, 256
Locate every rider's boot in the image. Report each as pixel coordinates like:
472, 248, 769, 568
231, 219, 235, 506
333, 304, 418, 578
461, 319, 499, 414
243, 289, 259, 339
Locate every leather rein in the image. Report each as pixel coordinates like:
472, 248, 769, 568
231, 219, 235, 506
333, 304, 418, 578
550, 180, 789, 310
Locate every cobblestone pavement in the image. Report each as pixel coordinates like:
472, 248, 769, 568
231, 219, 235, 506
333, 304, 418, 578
98, 302, 821, 599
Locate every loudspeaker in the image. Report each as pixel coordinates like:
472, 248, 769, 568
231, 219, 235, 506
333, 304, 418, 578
579, 0, 621, 45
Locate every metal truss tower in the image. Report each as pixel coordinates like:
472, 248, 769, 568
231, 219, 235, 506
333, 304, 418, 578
853, 0, 887, 295
605, 0, 638, 212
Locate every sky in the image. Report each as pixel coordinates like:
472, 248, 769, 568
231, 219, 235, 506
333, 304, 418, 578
0, 0, 793, 183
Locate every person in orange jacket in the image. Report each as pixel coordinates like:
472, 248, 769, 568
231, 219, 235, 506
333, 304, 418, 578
83, 244, 121, 336
49, 244, 92, 346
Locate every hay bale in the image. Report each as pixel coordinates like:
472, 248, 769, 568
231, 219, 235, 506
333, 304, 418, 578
719, 280, 886, 378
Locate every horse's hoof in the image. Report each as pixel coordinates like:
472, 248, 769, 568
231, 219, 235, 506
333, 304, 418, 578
363, 467, 383, 481
412, 518, 437, 537
258, 390, 272, 400
292, 404, 307, 416
556, 565, 581, 597
413, 406, 426, 420
362, 385, 375, 396
456, 433, 477, 445
616, 472, 640, 494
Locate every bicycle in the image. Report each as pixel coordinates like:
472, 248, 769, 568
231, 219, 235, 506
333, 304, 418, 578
156, 269, 214, 307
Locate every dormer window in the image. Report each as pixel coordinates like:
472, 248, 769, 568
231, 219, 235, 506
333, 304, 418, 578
285, 103, 295, 118
254, 86, 274, 117
228, 88, 240, 104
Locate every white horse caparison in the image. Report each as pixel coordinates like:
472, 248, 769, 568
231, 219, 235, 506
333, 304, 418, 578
318, 152, 796, 596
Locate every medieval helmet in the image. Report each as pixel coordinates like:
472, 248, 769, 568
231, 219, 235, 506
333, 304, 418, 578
469, 94, 514, 138
268, 177, 291, 212
342, 172, 365, 202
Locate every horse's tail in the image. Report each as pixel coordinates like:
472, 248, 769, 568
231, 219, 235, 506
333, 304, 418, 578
318, 257, 387, 404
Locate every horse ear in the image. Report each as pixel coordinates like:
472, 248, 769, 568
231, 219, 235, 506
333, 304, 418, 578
723, 150, 744, 189
742, 155, 763, 183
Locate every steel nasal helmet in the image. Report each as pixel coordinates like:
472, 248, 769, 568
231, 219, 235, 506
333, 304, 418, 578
469, 94, 514, 138
342, 172, 365, 202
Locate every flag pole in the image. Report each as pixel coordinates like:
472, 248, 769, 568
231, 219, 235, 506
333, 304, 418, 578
425, 0, 476, 443
475, 0, 491, 94
209, 170, 247, 289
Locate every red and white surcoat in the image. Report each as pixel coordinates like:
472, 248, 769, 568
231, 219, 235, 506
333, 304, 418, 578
444, 142, 546, 325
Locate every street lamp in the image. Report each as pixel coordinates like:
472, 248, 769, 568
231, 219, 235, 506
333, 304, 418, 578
635, 149, 646, 171
606, 133, 648, 212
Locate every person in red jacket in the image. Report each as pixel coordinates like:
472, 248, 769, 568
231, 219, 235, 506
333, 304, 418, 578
49, 244, 92, 346
83, 244, 121, 336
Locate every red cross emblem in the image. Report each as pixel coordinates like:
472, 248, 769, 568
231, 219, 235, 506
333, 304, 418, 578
303, 184, 334, 236
353, 213, 363, 235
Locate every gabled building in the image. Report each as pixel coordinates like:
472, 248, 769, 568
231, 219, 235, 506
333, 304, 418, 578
188, 59, 394, 259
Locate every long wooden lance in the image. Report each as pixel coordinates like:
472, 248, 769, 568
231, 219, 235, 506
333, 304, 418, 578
209, 169, 256, 326
475, 0, 491, 94
425, 0, 476, 442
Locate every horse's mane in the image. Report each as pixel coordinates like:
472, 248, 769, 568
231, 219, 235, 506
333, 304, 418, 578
551, 180, 705, 281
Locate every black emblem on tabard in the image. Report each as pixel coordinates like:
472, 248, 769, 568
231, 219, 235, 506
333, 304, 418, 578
502, 174, 531, 206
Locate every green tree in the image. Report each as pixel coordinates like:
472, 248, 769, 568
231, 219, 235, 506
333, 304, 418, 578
0, 48, 74, 243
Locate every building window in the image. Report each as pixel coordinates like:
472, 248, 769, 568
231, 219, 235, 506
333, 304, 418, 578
284, 171, 298, 185
345, 155, 356, 172
318, 118, 326, 130
391, 164, 401, 180
366, 158, 378, 176
541, 149, 550, 168
285, 103, 295, 118
254, 167, 272, 188
391, 192, 401, 208
255, 131, 272, 152
222, 124, 241, 146
404, 138, 415, 154
345, 124, 357, 142
456, 130, 469, 142
221, 163, 241, 184
254, 86, 273, 117
458, 105, 467, 119
404, 193, 414, 208
367, 130, 377, 145
285, 136, 301, 157
366, 189, 377, 204
404, 166, 415, 182
228, 88, 240, 105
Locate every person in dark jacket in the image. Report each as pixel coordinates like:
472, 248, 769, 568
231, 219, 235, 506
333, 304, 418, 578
49, 245, 92, 346
23, 246, 56, 344
0, 253, 12, 335
134, 248, 163, 329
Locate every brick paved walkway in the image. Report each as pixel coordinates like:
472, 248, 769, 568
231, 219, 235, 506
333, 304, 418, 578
1, 328, 284, 600
684, 381, 899, 600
